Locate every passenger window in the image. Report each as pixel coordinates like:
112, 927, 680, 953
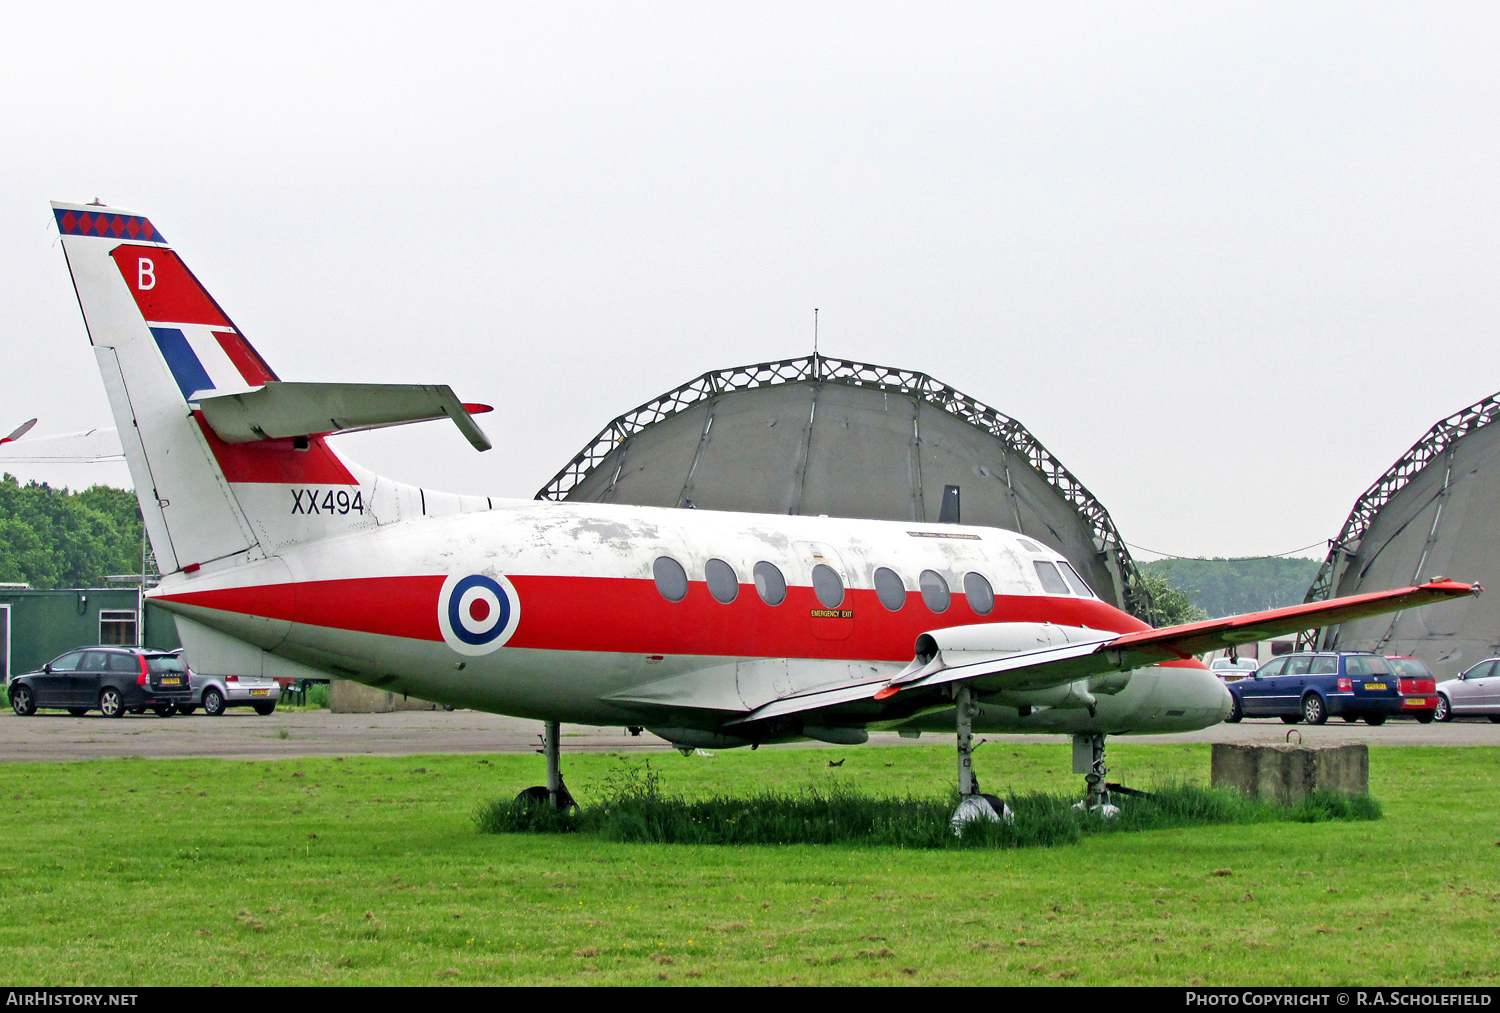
811, 563, 845, 609
1057, 561, 1093, 597
49, 652, 84, 672
1256, 658, 1287, 677
80, 651, 111, 672
1032, 561, 1071, 595
1309, 656, 1338, 675
963, 572, 995, 615
920, 570, 951, 613
652, 556, 688, 603
1465, 661, 1495, 680
107, 653, 139, 672
1286, 657, 1312, 676
704, 559, 739, 604
874, 567, 906, 611
753, 561, 786, 606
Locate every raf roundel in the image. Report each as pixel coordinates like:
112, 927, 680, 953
437, 573, 521, 656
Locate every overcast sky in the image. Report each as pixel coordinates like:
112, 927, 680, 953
2, 3, 1496, 561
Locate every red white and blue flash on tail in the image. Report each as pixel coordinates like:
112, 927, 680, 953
55, 208, 278, 403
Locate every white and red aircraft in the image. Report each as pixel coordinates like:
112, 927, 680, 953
45, 200, 1479, 816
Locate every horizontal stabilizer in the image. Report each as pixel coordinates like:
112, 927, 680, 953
0, 427, 123, 463
195, 381, 492, 451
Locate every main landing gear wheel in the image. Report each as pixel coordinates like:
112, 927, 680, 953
252, 702, 276, 716
178, 705, 198, 716
516, 720, 578, 810
1364, 715, 1386, 726
1433, 695, 1452, 723
1281, 715, 1301, 725
67, 708, 88, 717
153, 704, 177, 717
1415, 712, 1435, 724
1302, 694, 1328, 726
99, 687, 124, 719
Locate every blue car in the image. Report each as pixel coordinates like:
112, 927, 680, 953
1224, 652, 1404, 726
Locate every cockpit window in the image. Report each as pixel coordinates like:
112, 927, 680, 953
652, 556, 689, 602
1056, 561, 1094, 597
1032, 561, 1071, 595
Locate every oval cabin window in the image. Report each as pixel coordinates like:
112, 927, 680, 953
874, 567, 906, 611
811, 563, 845, 609
963, 572, 995, 615
653, 556, 689, 602
920, 570, 951, 613
705, 558, 739, 604
753, 561, 787, 606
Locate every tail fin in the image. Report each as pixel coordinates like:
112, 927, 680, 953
53, 200, 359, 573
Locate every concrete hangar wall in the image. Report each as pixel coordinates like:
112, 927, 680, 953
1308, 390, 1500, 678
538, 354, 1146, 616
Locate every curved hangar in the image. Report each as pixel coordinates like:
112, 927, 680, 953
1304, 390, 1500, 676
538, 354, 1144, 615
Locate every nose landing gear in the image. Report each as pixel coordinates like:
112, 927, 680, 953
950, 684, 1013, 832
1072, 732, 1120, 818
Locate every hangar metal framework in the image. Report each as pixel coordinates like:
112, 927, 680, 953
537, 353, 1151, 618
1300, 389, 1500, 668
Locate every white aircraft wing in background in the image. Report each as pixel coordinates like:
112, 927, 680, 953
0, 426, 123, 464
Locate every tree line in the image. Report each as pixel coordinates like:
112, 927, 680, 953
1139, 556, 1323, 619
0, 474, 146, 589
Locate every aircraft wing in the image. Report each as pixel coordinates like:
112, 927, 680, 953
1, 419, 37, 444
728, 578, 1482, 727
0, 426, 123, 463
195, 381, 493, 451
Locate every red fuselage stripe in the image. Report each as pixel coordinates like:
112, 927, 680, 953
156, 574, 1165, 663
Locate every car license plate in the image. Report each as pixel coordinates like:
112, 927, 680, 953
250, 689, 268, 696
1364, 683, 1386, 690
160, 677, 181, 686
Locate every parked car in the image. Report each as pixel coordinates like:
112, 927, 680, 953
1434, 659, 1500, 723
1223, 652, 1403, 725
8, 647, 195, 718
1209, 658, 1259, 682
1386, 656, 1439, 723
180, 655, 281, 716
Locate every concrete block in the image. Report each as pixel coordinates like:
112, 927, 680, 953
1211, 743, 1368, 803
329, 678, 445, 714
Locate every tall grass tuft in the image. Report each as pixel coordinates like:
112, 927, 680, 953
475, 759, 1380, 849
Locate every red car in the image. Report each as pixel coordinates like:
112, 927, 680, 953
1387, 656, 1438, 723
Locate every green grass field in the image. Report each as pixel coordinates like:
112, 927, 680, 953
1, 741, 1497, 985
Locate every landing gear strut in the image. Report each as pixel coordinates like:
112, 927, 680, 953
1072, 732, 1119, 818
951, 684, 1012, 831
516, 719, 576, 810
